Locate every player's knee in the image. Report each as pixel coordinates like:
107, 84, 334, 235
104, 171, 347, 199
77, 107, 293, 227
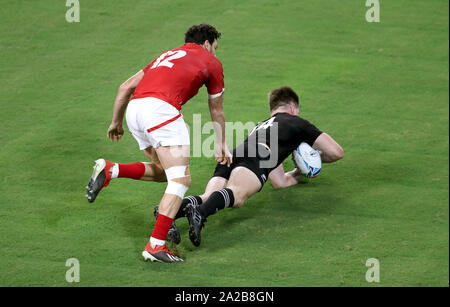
173, 175, 191, 188
186, 176, 192, 187
164, 165, 191, 198
165, 179, 189, 198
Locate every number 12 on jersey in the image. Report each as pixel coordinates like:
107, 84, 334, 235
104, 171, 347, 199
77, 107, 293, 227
151, 50, 187, 69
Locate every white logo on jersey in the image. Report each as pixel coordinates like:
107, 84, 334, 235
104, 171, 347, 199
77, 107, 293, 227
249, 117, 275, 136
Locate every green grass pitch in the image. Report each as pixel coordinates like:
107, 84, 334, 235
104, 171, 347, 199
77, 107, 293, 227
0, 0, 448, 286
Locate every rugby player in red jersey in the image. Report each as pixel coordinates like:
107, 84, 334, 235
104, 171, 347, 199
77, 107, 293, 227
85, 24, 232, 263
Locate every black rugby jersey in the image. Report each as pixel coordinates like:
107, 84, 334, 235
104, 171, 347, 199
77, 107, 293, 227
233, 112, 322, 173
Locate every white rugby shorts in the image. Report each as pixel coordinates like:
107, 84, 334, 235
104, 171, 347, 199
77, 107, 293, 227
125, 97, 190, 150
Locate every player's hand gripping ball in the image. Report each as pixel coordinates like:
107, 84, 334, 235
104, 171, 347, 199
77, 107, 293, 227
292, 142, 322, 178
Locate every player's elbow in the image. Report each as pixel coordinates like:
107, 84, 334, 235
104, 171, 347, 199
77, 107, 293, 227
271, 181, 283, 189
328, 146, 344, 162
271, 178, 288, 189
118, 82, 135, 94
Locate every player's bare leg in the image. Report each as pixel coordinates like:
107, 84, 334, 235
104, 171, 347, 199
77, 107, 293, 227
200, 176, 228, 202
140, 146, 167, 182
225, 167, 262, 208
142, 145, 190, 263
142, 146, 184, 244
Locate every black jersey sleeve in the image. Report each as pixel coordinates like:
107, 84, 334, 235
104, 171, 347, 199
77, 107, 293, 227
294, 117, 323, 146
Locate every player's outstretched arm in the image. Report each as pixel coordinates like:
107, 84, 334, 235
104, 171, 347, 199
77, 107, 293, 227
208, 95, 232, 166
312, 133, 344, 163
107, 70, 144, 142
269, 164, 302, 189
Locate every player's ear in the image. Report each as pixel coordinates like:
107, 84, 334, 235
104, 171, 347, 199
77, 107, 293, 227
289, 103, 295, 115
202, 40, 211, 50
291, 103, 299, 116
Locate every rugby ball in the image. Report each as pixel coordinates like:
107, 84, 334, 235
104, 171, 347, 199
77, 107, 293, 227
292, 142, 322, 178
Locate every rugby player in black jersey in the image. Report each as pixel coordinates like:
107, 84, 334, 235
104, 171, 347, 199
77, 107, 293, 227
154, 86, 344, 246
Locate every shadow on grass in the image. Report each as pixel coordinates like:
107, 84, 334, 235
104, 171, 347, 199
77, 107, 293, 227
115, 203, 155, 251
111, 178, 344, 256
200, 212, 252, 252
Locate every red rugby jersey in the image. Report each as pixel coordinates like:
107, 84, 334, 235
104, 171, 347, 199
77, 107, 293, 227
131, 43, 225, 110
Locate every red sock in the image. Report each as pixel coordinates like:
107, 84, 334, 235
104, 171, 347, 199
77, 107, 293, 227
150, 214, 173, 246
117, 163, 145, 180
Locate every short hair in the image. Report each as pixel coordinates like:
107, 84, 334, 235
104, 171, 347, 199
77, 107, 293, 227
269, 86, 299, 111
185, 24, 221, 45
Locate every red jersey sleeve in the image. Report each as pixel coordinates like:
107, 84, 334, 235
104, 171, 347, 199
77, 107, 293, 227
206, 58, 225, 99
142, 58, 156, 74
